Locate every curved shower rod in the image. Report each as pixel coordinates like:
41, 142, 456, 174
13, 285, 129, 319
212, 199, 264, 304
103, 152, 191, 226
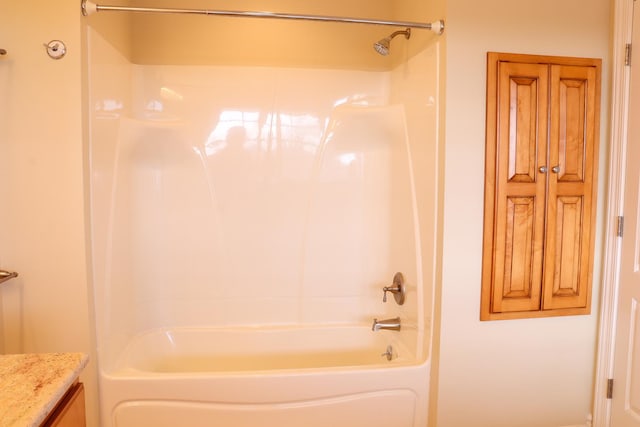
81, 0, 445, 34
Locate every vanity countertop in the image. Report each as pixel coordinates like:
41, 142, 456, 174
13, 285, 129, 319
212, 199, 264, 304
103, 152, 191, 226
0, 353, 88, 427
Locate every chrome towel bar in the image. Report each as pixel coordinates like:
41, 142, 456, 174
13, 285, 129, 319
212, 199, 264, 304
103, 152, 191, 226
0, 270, 18, 284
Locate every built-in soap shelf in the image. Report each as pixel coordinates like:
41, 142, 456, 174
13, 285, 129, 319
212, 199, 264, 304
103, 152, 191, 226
0, 270, 18, 285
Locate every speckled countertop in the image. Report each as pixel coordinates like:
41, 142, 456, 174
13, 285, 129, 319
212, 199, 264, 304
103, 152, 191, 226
0, 353, 88, 427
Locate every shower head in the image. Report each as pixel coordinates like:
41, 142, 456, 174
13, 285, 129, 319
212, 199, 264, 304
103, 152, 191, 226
373, 28, 411, 56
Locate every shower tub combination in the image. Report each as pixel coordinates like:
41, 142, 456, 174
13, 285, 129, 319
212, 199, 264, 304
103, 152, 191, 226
85, 1, 442, 426
103, 326, 430, 427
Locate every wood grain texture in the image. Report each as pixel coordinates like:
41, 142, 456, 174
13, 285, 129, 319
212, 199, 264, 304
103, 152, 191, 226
481, 52, 601, 320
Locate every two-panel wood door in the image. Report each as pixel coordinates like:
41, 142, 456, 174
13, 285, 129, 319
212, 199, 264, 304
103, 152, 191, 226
481, 52, 601, 320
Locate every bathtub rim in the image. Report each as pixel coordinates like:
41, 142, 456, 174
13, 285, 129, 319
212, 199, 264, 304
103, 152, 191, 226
98, 323, 430, 377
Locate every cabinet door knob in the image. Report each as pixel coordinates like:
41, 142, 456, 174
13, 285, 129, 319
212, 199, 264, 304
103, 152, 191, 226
539, 166, 548, 173
551, 166, 560, 173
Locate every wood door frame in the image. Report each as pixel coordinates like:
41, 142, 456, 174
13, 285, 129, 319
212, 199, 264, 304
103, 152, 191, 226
593, 0, 634, 425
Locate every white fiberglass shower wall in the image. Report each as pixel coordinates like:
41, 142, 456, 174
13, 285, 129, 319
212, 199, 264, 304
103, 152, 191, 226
86, 2, 441, 425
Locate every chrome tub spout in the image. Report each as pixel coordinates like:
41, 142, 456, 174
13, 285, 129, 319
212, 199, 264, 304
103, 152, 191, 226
372, 317, 401, 331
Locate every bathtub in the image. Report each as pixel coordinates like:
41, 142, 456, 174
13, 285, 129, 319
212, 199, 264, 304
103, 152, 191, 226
88, 19, 438, 427
99, 325, 430, 427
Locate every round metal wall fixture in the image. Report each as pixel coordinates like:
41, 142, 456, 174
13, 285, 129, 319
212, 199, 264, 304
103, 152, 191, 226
391, 272, 405, 305
45, 40, 66, 60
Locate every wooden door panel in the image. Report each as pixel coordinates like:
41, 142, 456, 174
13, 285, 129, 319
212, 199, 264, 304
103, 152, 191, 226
556, 72, 587, 181
550, 65, 597, 183
507, 76, 542, 183
543, 195, 588, 309
481, 53, 600, 320
488, 60, 548, 315
544, 63, 598, 313
493, 196, 541, 312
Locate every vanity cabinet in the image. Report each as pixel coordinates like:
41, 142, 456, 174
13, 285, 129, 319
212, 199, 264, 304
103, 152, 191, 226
41, 382, 86, 427
481, 52, 601, 320
0, 353, 88, 426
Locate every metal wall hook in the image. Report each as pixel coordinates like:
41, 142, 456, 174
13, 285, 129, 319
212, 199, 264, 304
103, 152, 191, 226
44, 40, 66, 60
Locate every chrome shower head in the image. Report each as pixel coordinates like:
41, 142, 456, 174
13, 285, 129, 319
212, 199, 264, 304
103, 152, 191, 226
373, 39, 391, 56
373, 28, 411, 56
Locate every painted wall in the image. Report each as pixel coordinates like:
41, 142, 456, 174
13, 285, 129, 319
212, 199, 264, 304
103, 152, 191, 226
127, 0, 393, 69
0, 0, 98, 425
0, 0, 612, 426
434, 0, 610, 426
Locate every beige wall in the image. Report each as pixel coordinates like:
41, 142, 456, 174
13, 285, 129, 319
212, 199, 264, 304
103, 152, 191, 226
435, 0, 610, 426
123, 0, 446, 70
0, 0, 98, 425
86, 0, 444, 70
126, 0, 394, 69
0, 0, 612, 426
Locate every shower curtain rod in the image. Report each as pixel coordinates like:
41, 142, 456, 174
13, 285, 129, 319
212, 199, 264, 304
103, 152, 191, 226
81, 0, 445, 34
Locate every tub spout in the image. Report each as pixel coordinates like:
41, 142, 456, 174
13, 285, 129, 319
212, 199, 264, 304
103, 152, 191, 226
372, 317, 401, 331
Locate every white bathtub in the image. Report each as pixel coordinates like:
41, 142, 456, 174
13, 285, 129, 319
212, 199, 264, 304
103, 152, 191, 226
99, 325, 430, 427
88, 28, 437, 427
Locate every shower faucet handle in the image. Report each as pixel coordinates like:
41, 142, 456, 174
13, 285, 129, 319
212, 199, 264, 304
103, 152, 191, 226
382, 272, 405, 305
0, 269, 18, 285
382, 286, 399, 302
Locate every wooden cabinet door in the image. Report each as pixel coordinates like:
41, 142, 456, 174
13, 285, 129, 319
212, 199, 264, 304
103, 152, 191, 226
543, 64, 599, 311
482, 52, 601, 320
42, 382, 86, 427
488, 60, 549, 314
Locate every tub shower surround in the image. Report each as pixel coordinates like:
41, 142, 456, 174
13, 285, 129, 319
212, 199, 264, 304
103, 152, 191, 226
87, 9, 440, 426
